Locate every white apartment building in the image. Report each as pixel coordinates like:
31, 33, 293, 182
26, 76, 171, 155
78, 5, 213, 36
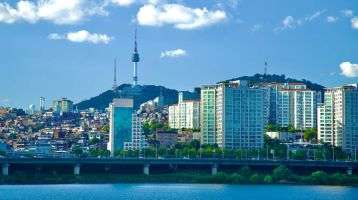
318, 85, 358, 152
268, 83, 318, 130
168, 92, 200, 130
124, 114, 149, 150
201, 80, 268, 149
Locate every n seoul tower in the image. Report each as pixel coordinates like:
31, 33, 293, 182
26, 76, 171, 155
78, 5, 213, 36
132, 28, 140, 86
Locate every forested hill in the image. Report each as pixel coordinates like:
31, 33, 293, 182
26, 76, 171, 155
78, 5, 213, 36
76, 74, 324, 111
75, 84, 180, 111
223, 74, 325, 91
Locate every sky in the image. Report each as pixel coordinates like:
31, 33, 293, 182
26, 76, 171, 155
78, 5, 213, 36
0, 0, 357, 108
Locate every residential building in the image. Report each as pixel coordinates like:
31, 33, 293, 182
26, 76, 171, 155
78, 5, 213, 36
201, 80, 268, 149
52, 98, 74, 113
124, 114, 148, 150
266, 83, 319, 130
169, 91, 200, 129
108, 99, 134, 156
318, 84, 358, 152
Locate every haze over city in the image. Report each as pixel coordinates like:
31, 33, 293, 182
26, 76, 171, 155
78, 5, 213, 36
0, 0, 357, 107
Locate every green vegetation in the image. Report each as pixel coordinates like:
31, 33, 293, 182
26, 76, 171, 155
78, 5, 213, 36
100, 125, 110, 133
304, 128, 317, 142
89, 148, 110, 157
1, 165, 357, 186
265, 123, 299, 133
227, 74, 324, 91
142, 121, 173, 135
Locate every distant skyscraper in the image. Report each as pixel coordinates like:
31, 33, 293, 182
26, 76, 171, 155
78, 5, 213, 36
28, 104, 36, 115
132, 28, 140, 86
40, 97, 45, 112
52, 98, 74, 113
113, 58, 118, 91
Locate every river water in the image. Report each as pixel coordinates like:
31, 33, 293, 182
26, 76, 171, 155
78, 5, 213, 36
0, 184, 357, 200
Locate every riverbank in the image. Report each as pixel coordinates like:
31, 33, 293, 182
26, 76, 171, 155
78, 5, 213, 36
1, 169, 358, 186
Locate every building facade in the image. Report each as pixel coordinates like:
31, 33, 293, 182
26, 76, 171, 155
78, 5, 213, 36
124, 114, 148, 150
318, 85, 358, 152
169, 92, 200, 130
267, 83, 318, 130
52, 98, 74, 113
108, 99, 134, 156
201, 80, 268, 149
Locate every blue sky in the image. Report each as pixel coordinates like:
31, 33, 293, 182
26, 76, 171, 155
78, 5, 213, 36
0, 0, 357, 108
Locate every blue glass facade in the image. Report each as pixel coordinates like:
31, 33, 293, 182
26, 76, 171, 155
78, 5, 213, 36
113, 107, 133, 150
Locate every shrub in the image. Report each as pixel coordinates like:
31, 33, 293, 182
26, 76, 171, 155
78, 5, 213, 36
249, 173, 262, 183
310, 171, 329, 185
272, 165, 290, 181
214, 172, 229, 183
230, 173, 246, 183
239, 166, 252, 177
329, 173, 345, 185
264, 175, 273, 184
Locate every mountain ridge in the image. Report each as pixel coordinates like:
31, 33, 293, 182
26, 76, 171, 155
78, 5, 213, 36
75, 74, 325, 110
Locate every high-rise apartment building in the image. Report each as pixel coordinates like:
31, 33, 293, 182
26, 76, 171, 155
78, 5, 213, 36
108, 99, 134, 156
266, 83, 319, 130
40, 97, 45, 112
318, 84, 358, 152
52, 98, 74, 113
124, 114, 149, 150
108, 98, 148, 156
201, 80, 268, 149
169, 92, 200, 130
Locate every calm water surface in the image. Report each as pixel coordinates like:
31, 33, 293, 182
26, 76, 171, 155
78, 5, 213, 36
0, 184, 357, 200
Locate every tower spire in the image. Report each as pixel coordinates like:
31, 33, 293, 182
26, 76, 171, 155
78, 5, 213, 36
132, 26, 140, 86
264, 61, 268, 76
134, 27, 138, 53
113, 58, 118, 91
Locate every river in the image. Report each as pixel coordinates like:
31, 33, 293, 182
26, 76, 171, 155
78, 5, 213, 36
0, 184, 357, 200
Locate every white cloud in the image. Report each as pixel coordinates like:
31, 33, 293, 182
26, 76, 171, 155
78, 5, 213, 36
275, 16, 302, 31
111, 0, 136, 7
160, 49, 187, 58
275, 10, 327, 32
137, 3, 226, 30
340, 62, 358, 77
352, 17, 358, 29
327, 16, 338, 23
305, 10, 326, 22
48, 30, 113, 44
341, 9, 354, 17
0, 0, 107, 25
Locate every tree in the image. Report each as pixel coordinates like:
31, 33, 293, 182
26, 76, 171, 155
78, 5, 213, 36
101, 125, 110, 133
304, 128, 317, 142
291, 150, 306, 160
264, 175, 273, 184
310, 171, 328, 184
239, 166, 252, 178
272, 165, 290, 181
265, 123, 279, 132
250, 173, 262, 183
287, 125, 296, 133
